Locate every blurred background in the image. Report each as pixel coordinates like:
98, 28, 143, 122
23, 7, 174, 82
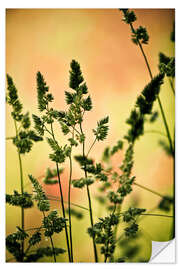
6, 9, 175, 262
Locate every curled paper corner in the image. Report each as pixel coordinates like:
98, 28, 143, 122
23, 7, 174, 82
150, 239, 175, 263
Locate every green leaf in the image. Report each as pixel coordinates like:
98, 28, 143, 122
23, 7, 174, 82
93, 116, 109, 141
158, 196, 173, 212
72, 178, 86, 188
108, 191, 123, 204
36, 71, 50, 111
15, 226, 29, 240
132, 26, 149, 45
72, 176, 94, 188
6, 74, 23, 121
99, 116, 109, 125
122, 207, 146, 222
43, 210, 67, 237
49, 148, 66, 163
102, 146, 110, 163
82, 95, 92, 111
6, 191, 33, 208
111, 140, 123, 155
36, 247, 66, 257
29, 174, 50, 211
65, 91, 75, 104
60, 122, 70, 135
21, 112, 31, 129
13, 136, 33, 154
79, 82, 88, 94
68, 138, 78, 146
46, 137, 59, 151
29, 232, 41, 246
69, 60, 84, 90
120, 9, 137, 24
6, 233, 21, 261
125, 109, 144, 143
124, 223, 139, 237
28, 130, 43, 142
32, 114, 44, 136
136, 73, 164, 115
74, 155, 93, 167
159, 52, 171, 65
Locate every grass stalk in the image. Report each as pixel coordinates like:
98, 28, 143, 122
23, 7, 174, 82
14, 120, 24, 261
169, 78, 175, 95
134, 182, 165, 198
145, 130, 167, 138
129, 22, 174, 156
80, 122, 98, 262
68, 152, 74, 261
49, 121, 72, 262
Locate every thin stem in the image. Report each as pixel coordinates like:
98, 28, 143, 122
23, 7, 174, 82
49, 236, 56, 262
140, 213, 173, 218
25, 226, 43, 232
14, 120, 24, 262
44, 126, 54, 137
137, 206, 158, 222
86, 184, 98, 262
169, 78, 175, 95
113, 204, 121, 240
49, 120, 71, 262
47, 195, 89, 211
72, 126, 81, 136
129, 22, 174, 156
134, 182, 165, 198
87, 138, 97, 157
145, 130, 167, 138
68, 131, 74, 262
80, 122, 98, 262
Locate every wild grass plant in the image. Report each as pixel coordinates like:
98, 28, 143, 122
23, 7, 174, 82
6, 9, 175, 262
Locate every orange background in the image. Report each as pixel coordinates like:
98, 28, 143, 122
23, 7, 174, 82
6, 9, 175, 262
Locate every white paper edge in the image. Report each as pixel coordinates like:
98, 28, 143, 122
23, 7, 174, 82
150, 239, 175, 263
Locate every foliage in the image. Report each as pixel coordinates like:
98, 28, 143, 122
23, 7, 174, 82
159, 52, 175, 78
6, 10, 174, 262
29, 174, 50, 212
43, 210, 67, 237
6, 75, 43, 154
6, 191, 33, 208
